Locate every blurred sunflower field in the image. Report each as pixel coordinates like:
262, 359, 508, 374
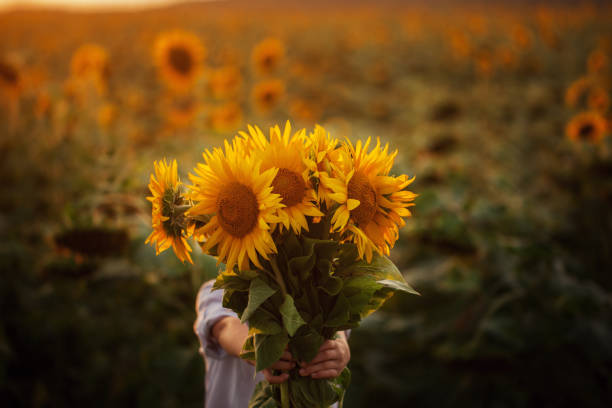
2, 0, 612, 407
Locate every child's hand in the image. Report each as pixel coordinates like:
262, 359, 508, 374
298, 335, 350, 379
262, 350, 296, 384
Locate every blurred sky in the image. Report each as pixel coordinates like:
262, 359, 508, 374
0, 0, 221, 11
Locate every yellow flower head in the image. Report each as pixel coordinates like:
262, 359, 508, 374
187, 137, 283, 272
303, 125, 345, 207
328, 137, 416, 262
145, 159, 193, 264
239, 121, 323, 234
252, 37, 284, 75
565, 111, 608, 144
153, 30, 206, 93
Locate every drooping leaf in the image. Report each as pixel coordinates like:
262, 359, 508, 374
241, 278, 277, 323
254, 332, 289, 372
280, 294, 306, 336
377, 278, 419, 295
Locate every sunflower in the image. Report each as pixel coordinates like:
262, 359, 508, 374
587, 49, 609, 75
208, 102, 243, 132
207, 66, 242, 100
252, 37, 284, 75
145, 159, 193, 264
565, 76, 592, 108
239, 122, 323, 234
565, 111, 608, 144
0, 58, 22, 99
327, 137, 416, 262
587, 87, 610, 113
251, 79, 284, 113
153, 30, 205, 92
162, 94, 201, 129
70, 44, 109, 94
303, 125, 345, 207
187, 138, 283, 272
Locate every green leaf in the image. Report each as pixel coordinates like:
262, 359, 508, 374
248, 381, 278, 408
318, 275, 343, 296
290, 326, 324, 363
254, 332, 289, 372
249, 308, 282, 335
377, 278, 419, 295
280, 294, 306, 336
241, 278, 277, 323
240, 334, 256, 361
324, 294, 350, 327
330, 367, 351, 406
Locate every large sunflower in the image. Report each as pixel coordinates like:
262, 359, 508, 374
153, 30, 205, 92
565, 111, 608, 144
328, 137, 416, 262
240, 122, 323, 234
187, 138, 283, 272
145, 159, 193, 264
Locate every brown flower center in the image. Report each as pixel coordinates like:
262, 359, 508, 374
578, 123, 595, 140
348, 171, 377, 227
0, 61, 18, 85
217, 182, 259, 237
272, 168, 306, 207
168, 46, 193, 75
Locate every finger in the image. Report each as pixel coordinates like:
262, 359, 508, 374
299, 360, 339, 376
269, 360, 295, 371
318, 340, 336, 352
280, 350, 293, 361
311, 368, 340, 379
263, 369, 289, 384
303, 349, 339, 366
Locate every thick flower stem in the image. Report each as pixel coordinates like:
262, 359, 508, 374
270, 256, 288, 296
280, 381, 290, 408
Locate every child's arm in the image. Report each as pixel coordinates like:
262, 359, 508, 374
212, 316, 295, 384
298, 331, 351, 379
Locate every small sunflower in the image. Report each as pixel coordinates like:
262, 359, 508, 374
252, 37, 284, 75
207, 66, 242, 100
587, 87, 610, 113
187, 138, 283, 272
587, 49, 609, 75
153, 30, 205, 92
565, 111, 608, 144
303, 125, 345, 208
251, 79, 284, 113
162, 94, 201, 129
145, 159, 193, 264
208, 102, 243, 132
565, 76, 592, 108
0, 58, 22, 99
328, 137, 416, 262
70, 44, 109, 94
240, 122, 323, 234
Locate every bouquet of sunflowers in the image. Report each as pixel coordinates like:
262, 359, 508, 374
146, 122, 418, 408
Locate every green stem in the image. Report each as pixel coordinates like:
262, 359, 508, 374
270, 256, 288, 296
280, 381, 290, 408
